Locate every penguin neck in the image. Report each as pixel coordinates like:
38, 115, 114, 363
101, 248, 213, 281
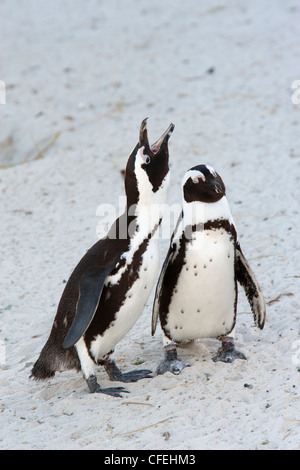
125, 172, 169, 237
124, 198, 164, 240
182, 195, 234, 227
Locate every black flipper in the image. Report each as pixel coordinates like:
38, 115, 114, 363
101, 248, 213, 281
151, 244, 175, 336
63, 265, 115, 349
151, 211, 183, 336
235, 242, 266, 329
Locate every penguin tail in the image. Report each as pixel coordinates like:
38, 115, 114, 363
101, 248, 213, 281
30, 343, 57, 380
30, 360, 55, 380
30, 339, 81, 381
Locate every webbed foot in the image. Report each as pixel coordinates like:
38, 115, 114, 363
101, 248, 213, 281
157, 347, 190, 375
86, 375, 129, 397
104, 360, 152, 383
212, 340, 247, 363
113, 369, 153, 383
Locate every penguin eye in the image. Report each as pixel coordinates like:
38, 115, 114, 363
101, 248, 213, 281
145, 156, 151, 164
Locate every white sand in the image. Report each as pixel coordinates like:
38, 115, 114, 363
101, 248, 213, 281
1, 0, 299, 450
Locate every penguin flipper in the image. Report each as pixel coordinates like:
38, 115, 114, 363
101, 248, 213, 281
152, 243, 176, 336
152, 212, 182, 336
235, 242, 266, 329
63, 266, 114, 349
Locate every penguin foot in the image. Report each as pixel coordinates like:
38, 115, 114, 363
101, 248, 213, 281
104, 360, 152, 383
157, 347, 190, 375
86, 375, 129, 397
114, 369, 153, 383
212, 340, 247, 363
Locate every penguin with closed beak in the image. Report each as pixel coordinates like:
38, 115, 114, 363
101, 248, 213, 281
31, 119, 174, 396
152, 164, 266, 375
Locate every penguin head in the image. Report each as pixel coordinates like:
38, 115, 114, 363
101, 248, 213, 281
182, 164, 226, 204
125, 119, 174, 206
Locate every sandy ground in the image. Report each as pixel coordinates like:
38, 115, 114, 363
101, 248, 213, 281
1, 0, 299, 450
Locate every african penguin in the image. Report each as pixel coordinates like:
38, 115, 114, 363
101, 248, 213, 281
152, 164, 266, 375
31, 118, 175, 396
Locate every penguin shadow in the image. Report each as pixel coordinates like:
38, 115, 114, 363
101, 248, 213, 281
31, 370, 125, 400
176, 338, 218, 365
169, 337, 247, 373
148, 336, 230, 379
30, 372, 81, 401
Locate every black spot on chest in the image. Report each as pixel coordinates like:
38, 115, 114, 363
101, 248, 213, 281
159, 218, 237, 337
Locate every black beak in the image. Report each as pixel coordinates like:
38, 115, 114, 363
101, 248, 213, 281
213, 181, 223, 194
150, 123, 175, 154
139, 118, 151, 150
139, 118, 175, 154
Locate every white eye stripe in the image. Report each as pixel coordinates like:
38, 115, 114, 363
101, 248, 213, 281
182, 170, 205, 186
182, 166, 218, 188
206, 165, 217, 177
138, 146, 151, 164
192, 172, 205, 183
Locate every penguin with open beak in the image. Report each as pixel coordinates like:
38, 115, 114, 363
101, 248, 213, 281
31, 119, 174, 396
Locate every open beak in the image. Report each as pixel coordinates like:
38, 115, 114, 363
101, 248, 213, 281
151, 122, 175, 154
139, 118, 175, 154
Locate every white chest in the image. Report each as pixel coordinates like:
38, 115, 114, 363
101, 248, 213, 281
166, 228, 236, 341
